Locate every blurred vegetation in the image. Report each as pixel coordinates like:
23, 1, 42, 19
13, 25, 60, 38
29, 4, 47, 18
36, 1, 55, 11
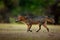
0, 0, 60, 24
1, 0, 55, 16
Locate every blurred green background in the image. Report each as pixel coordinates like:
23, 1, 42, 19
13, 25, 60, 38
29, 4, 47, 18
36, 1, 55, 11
0, 0, 60, 24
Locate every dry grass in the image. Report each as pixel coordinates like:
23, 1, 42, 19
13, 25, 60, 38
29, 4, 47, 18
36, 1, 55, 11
0, 24, 60, 40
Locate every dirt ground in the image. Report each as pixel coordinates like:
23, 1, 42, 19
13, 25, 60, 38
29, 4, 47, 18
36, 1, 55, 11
0, 24, 60, 40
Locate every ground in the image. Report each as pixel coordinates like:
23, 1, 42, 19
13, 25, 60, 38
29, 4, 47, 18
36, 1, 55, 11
0, 24, 60, 40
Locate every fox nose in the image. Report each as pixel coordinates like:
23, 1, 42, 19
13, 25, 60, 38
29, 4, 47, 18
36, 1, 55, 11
16, 20, 19, 22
